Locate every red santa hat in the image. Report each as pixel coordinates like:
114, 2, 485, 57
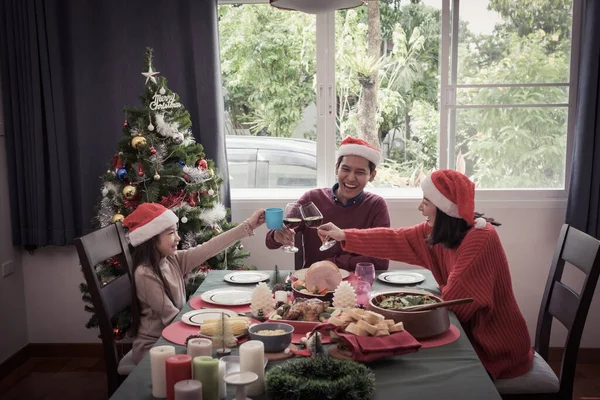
337, 136, 381, 167
123, 203, 179, 246
420, 170, 486, 229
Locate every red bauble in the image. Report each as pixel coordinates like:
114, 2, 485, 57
189, 201, 196, 207
196, 159, 208, 170
123, 121, 129, 127
150, 147, 157, 154
137, 161, 144, 176
184, 174, 189, 181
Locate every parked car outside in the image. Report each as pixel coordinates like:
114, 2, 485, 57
225, 135, 317, 189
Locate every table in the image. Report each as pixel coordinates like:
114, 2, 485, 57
110, 269, 501, 400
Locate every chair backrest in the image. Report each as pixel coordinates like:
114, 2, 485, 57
74, 222, 135, 396
535, 224, 600, 399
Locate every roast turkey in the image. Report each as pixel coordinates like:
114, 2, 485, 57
304, 260, 343, 292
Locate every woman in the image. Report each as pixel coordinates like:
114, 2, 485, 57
318, 170, 533, 379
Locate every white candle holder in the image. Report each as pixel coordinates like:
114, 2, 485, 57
223, 371, 258, 400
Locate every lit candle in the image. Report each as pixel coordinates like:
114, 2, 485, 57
150, 345, 176, 398
218, 360, 226, 399
239, 340, 265, 397
187, 338, 213, 359
166, 354, 193, 400
174, 379, 203, 400
193, 356, 219, 400
274, 290, 288, 303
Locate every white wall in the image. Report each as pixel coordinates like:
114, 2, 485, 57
0, 134, 29, 363
20, 196, 600, 347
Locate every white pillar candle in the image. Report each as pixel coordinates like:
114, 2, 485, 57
174, 379, 203, 400
274, 290, 288, 303
239, 340, 265, 397
150, 345, 176, 398
218, 359, 227, 399
187, 338, 213, 359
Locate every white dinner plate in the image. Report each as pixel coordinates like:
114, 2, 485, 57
200, 288, 253, 306
181, 308, 238, 327
293, 268, 350, 281
224, 271, 270, 284
378, 271, 426, 285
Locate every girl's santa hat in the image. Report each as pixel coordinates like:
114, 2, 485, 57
337, 137, 381, 167
421, 170, 486, 229
123, 203, 179, 246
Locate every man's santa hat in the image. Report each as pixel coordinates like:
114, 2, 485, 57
337, 137, 381, 167
123, 203, 179, 246
421, 170, 486, 229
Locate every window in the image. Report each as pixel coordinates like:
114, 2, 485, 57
218, 0, 580, 195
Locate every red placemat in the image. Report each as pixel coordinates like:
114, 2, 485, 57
162, 321, 200, 346
189, 296, 252, 313
419, 324, 460, 349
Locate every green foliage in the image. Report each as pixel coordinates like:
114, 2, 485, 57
219, 5, 315, 137
265, 357, 375, 400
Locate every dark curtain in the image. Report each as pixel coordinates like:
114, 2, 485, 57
566, 0, 600, 239
0, 0, 229, 247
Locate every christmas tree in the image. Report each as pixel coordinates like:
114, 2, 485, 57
79, 48, 251, 336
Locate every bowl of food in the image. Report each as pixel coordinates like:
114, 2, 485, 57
291, 260, 343, 303
248, 322, 294, 353
368, 289, 449, 339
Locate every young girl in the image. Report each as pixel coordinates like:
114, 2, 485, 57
318, 170, 534, 380
123, 203, 265, 364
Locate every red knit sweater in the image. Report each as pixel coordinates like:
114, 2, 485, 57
343, 222, 534, 379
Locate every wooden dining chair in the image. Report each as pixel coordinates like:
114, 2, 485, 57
74, 222, 137, 397
495, 224, 600, 400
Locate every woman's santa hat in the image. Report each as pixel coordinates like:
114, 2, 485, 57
123, 203, 179, 246
337, 137, 381, 167
421, 170, 486, 229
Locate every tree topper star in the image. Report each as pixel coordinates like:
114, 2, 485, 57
142, 65, 160, 84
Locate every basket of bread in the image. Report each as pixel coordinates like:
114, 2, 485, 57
310, 307, 422, 362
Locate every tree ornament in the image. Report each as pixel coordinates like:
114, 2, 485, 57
208, 169, 214, 177
196, 158, 208, 170
123, 120, 129, 127
153, 172, 160, 181
112, 213, 125, 223
137, 162, 144, 177
251, 282, 274, 318
122, 185, 137, 200
188, 201, 196, 207
332, 281, 357, 309
183, 174, 190, 181
101, 187, 109, 197
180, 216, 188, 224
208, 189, 215, 196
148, 123, 154, 132
159, 86, 166, 95
116, 167, 127, 180
150, 147, 157, 154
141, 64, 160, 84
178, 160, 186, 168
131, 135, 147, 149
239, 244, 244, 250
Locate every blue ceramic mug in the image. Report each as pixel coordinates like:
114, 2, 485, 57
265, 208, 284, 230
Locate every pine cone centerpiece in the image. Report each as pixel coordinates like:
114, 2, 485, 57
333, 281, 357, 309
251, 282, 274, 318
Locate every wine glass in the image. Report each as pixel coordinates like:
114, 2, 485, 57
355, 262, 375, 285
281, 203, 302, 253
301, 202, 336, 251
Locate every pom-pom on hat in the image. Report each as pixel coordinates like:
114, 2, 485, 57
337, 136, 381, 167
420, 170, 486, 229
123, 203, 179, 246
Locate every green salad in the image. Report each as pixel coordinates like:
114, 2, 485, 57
377, 294, 438, 310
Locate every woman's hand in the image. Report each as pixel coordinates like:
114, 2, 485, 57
317, 222, 346, 242
273, 228, 295, 247
247, 209, 266, 230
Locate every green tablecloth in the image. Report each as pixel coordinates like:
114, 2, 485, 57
110, 269, 501, 400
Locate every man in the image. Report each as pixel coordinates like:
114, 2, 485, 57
265, 137, 391, 271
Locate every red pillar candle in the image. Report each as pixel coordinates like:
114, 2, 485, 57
166, 354, 193, 400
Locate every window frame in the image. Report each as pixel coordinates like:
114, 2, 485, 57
218, 0, 582, 201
